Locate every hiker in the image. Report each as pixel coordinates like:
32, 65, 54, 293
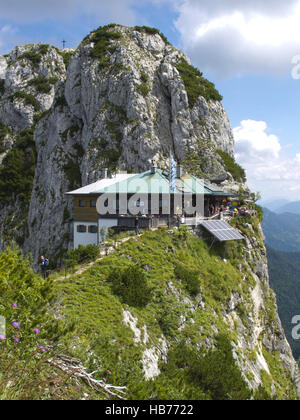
40, 255, 49, 279
135, 216, 140, 235
175, 213, 182, 227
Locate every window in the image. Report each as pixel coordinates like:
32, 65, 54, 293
88, 225, 98, 234
79, 200, 85, 207
90, 199, 96, 207
77, 225, 87, 233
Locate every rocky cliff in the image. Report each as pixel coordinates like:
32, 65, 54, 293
0, 25, 236, 260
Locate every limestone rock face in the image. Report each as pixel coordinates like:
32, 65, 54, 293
224, 236, 299, 394
0, 45, 65, 130
0, 26, 235, 259
0, 44, 67, 255
0, 57, 7, 79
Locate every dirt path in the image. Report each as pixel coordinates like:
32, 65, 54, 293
53, 235, 139, 282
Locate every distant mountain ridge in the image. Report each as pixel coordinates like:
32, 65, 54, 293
262, 206, 300, 360
261, 199, 300, 214
261, 207, 300, 252
275, 201, 300, 214
267, 246, 300, 360
260, 199, 290, 212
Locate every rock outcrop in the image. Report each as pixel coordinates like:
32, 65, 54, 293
0, 25, 236, 260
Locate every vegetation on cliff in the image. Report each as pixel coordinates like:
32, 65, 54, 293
176, 59, 223, 107
0, 128, 36, 205
47, 226, 299, 398
0, 222, 297, 400
216, 149, 246, 182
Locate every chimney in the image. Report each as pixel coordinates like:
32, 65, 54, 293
150, 160, 157, 174
176, 164, 183, 178
102, 168, 108, 179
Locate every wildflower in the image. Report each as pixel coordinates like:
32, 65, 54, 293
34, 328, 40, 335
39, 346, 46, 352
13, 303, 18, 308
13, 337, 19, 343
12, 322, 19, 328
0, 335, 5, 341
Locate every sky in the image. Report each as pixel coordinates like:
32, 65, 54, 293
1, 0, 300, 202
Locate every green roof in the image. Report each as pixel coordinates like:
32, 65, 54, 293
94, 169, 230, 196
95, 169, 171, 194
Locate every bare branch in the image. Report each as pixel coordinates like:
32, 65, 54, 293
48, 355, 127, 400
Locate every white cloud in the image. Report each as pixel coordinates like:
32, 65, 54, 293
233, 119, 300, 200
173, 0, 300, 77
234, 120, 281, 163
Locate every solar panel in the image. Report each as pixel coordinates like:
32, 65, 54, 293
200, 220, 244, 242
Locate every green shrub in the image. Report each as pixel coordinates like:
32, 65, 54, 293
0, 245, 76, 400
140, 72, 148, 83
9, 91, 40, 112
133, 26, 169, 44
65, 244, 99, 269
18, 45, 49, 70
63, 157, 82, 190
28, 76, 52, 94
72, 143, 84, 158
253, 386, 273, 400
0, 122, 10, 154
181, 152, 204, 178
85, 25, 122, 64
254, 204, 263, 222
33, 110, 50, 124
176, 59, 223, 107
0, 140, 5, 154
48, 76, 59, 85
177, 225, 189, 241
19, 50, 41, 68
37, 44, 49, 55
102, 148, 121, 169
174, 262, 201, 296
63, 207, 71, 223
187, 334, 251, 400
0, 128, 36, 205
157, 336, 251, 400
0, 79, 4, 96
157, 297, 182, 337
108, 264, 152, 307
216, 150, 246, 182
137, 82, 151, 97
54, 94, 68, 110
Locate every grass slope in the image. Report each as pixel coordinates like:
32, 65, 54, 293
51, 227, 295, 400
1, 226, 296, 399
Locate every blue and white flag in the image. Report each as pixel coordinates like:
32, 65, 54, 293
170, 155, 176, 192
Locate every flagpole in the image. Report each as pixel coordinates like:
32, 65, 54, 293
169, 152, 171, 228
169, 151, 175, 228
